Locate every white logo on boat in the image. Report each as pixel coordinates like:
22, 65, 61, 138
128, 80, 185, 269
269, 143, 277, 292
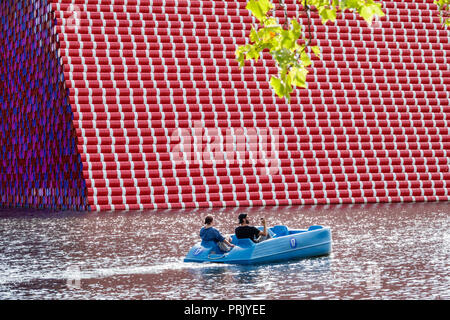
290, 238, 297, 248
193, 248, 203, 256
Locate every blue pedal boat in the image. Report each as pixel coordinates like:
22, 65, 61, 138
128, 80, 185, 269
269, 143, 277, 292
184, 225, 332, 264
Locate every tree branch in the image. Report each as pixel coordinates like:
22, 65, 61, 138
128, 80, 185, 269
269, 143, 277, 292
305, 0, 312, 47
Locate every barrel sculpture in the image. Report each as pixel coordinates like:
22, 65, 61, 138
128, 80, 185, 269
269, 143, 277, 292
1, 0, 449, 211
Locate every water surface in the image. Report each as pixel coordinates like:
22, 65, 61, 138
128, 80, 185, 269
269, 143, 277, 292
0, 202, 448, 299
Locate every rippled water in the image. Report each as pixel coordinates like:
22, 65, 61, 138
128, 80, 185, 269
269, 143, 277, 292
0, 202, 448, 299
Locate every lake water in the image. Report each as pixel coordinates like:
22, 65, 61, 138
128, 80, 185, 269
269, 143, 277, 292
0, 202, 448, 299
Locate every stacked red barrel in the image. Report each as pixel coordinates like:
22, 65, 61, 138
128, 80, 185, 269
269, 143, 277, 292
1, 0, 449, 211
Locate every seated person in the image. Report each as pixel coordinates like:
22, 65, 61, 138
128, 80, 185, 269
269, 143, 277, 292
200, 215, 234, 252
235, 213, 270, 243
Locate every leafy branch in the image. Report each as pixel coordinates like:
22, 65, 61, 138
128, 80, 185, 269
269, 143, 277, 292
434, 0, 450, 26
236, 0, 385, 103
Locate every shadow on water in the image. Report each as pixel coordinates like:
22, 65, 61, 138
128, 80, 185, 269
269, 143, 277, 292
188, 255, 331, 278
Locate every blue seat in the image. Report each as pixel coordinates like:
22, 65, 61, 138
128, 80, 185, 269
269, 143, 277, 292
200, 240, 222, 253
271, 225, 289, 237
308, 225, 323, 231
232, 235, 257, 247
236, 238, 255, 247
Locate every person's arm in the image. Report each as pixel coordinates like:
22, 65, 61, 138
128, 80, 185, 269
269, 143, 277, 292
223, 238, 235, 247
260, 218, 268, 236
215, 229, 234, 247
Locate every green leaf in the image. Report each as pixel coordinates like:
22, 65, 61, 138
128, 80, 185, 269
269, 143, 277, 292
263, 17, 278, 27
371, 4, 385, 17
326, 9, 337, 22
280, 30, 295, 50
258, 0, 273, 15
249, 27, 259, 42
300, 51, 312, 67
289, 67, 308, 88
319, 8, 337, 23
246, 0, 273, 21
235, 47, 245, 68
311, 46, 321, 58
434, 0, 450, 26
359, 5, 375, 24
342, 0, 361, 9
246, 0, 264, 21
291, 19, 302, 36
246, 46, 260, 62
270, 76, 285, 98
261, 25, 282, 42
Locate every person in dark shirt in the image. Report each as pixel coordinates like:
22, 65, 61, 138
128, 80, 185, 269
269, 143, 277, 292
235, 213, 270, 243
200, 215, 234, 252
